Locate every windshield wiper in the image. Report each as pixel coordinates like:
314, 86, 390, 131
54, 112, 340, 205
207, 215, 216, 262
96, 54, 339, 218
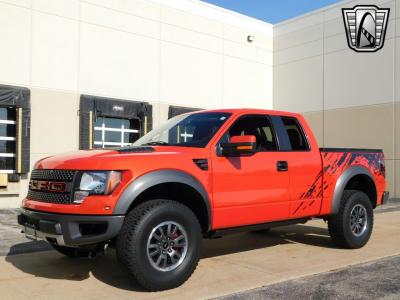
141, 141, 170, 146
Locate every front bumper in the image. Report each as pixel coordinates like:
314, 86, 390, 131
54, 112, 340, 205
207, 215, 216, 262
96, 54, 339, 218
18, 208, 124, 247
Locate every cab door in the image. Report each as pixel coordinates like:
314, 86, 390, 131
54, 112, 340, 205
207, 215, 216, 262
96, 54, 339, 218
274, 116, 323, 218
211, 114, 291, 229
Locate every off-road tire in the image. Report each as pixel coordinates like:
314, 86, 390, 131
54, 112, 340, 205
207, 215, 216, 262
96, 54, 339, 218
116, 199, 202, 291
328, 190, 374, 249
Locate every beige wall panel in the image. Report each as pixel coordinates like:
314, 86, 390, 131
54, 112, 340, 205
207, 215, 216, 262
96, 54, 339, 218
324, 31, 349, 53
223, 40, 258, 61
323, 104, 394, 159
1, 0, 31, 8
395, 160, 400, 198
160, 41, 222, 107
397, 38, 400, 103
324, 39, 395, 110
31, 12, 78, 91
161, 23, 222, 53
223, 57, 272, 109
302, 111, 324, 145
274, 56, 323, 113
274, 24, 323, 51
83, 0, 161, 21
0, 3, 30, 86
223, 25, 272, 51
275, 39, 323, 65
396, 18, 400, 37
33, 0, 79, 19
80, 2, 160, 39
257, 49, 273, 66
275, 13, 323, 36
30, 89, 79, 154
79, 23, 160, 101
161, 6, 223, 37
396, 103, 400, 159
397, 0, 400, 17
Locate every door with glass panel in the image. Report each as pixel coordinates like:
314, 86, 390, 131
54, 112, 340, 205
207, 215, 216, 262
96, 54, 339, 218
0, 107, 16, 173
93, 117, 140, 148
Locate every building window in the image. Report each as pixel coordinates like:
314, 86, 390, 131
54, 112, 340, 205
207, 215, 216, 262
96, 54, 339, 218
79, 95, 152, 150
0, 107, 16, 173
93, 117, 140, 148
0, 84, 31, 177
168, 105, 203, 119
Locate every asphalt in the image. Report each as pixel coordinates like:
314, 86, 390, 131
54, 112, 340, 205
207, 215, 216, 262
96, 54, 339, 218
216, 255, 400, 300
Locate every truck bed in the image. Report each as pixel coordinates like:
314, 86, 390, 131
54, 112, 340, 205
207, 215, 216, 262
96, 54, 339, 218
318, 148, 386, 215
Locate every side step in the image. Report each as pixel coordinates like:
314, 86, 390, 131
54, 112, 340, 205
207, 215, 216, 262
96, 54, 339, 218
205, 217, 310, 239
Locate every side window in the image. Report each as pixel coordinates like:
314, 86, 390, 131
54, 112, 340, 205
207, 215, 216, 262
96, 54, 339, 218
222, 115, 278, 151
281, 117, 309, 151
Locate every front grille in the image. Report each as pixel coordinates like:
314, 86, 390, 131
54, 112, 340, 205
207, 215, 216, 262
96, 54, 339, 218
27, 190, 72, 204
30, 169, 76, 181
27, 169, 77, 204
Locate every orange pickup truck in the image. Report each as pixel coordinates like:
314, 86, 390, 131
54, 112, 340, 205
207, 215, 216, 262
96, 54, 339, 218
18, 109, 388, 291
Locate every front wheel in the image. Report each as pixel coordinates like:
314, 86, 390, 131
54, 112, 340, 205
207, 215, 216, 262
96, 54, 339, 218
328, 190, 374, 249
116, 199, 202, 291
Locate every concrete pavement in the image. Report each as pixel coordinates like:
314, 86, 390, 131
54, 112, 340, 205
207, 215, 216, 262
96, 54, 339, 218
218, 255, 400, 300
1, 209, 400, 299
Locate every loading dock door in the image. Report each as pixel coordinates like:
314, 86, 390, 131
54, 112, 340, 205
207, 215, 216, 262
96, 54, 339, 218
79, 95, 152, 150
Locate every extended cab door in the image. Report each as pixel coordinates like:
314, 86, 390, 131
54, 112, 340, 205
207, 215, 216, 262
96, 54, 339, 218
273, 116, 323, 218
211, 114, 291, 229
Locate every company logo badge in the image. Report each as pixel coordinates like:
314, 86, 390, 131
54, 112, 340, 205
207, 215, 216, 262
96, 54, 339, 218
29, 180, 67, 193
342, 5, 390, 52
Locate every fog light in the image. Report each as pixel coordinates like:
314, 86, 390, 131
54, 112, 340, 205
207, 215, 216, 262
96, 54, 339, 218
73, 191, 89, 204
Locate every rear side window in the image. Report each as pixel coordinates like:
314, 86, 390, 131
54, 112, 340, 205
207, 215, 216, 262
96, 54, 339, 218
281, 117, 309, 151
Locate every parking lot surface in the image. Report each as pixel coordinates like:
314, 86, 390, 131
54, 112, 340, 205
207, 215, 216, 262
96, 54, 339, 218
217, 254, 400, 300
1, 208, 399, 300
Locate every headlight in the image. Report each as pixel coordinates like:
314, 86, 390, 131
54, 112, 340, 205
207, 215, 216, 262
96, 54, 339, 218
73, 171, 122, 204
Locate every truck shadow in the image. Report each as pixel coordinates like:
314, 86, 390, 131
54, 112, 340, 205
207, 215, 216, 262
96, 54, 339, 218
5, 223, 333, 292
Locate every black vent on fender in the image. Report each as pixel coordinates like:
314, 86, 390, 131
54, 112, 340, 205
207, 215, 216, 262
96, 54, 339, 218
193, 159, 208, 171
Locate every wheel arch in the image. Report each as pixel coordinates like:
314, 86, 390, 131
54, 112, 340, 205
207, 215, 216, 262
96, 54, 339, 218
331, 165, 377, 214
113, 170, 212, 232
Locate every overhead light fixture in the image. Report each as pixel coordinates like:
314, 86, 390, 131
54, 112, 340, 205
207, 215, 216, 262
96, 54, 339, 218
247, 35, 255, 43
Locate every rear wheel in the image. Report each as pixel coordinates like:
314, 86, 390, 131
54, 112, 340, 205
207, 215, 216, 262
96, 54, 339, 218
116, 199, 202, 291
328, 190, 373, 249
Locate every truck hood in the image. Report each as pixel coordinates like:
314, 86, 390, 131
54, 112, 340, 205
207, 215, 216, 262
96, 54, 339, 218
34, 146, 211, 171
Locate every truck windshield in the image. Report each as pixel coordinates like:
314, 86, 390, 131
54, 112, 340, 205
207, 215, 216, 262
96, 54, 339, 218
133, 112, 231, 148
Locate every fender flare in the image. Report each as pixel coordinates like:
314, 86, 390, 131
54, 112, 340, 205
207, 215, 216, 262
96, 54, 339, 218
113, 170, 211, 229
331, 165, 376, 214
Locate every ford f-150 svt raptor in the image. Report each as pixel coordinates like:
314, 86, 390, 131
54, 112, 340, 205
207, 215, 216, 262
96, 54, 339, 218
18, 109, 388, 291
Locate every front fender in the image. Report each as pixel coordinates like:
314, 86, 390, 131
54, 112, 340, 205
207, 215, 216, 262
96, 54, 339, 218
113, 170, 211, 226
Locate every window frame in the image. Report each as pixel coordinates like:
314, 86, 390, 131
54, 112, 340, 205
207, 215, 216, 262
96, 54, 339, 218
278, 116, 311, 152
216, 114, 281, 155
93, 116, 141, 148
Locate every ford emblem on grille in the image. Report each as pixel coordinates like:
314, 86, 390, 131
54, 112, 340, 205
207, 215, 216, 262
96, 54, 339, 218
29, 180, 67, 193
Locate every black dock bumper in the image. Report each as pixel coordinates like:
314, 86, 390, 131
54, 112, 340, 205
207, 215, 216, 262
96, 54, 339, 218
381, 191, 390, 205
17, 208, 124, 247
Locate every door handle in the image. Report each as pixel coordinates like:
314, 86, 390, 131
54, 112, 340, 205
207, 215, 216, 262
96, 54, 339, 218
277, 161, 288, 172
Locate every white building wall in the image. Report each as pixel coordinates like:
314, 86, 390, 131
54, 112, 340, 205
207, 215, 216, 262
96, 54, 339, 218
273, 0, 400, 197
0, 0, 273, 207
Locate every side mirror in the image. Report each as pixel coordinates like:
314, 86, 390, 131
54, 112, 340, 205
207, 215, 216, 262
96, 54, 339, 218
221, 135, 256, 157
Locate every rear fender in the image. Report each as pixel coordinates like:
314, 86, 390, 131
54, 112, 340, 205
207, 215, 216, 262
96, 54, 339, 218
331, 165, 375, 214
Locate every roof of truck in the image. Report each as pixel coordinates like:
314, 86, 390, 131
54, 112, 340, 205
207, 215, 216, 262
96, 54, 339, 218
190, 108, 301, 117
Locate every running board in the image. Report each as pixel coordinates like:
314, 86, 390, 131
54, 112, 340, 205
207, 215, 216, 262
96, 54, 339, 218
205, 217, 310, 238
